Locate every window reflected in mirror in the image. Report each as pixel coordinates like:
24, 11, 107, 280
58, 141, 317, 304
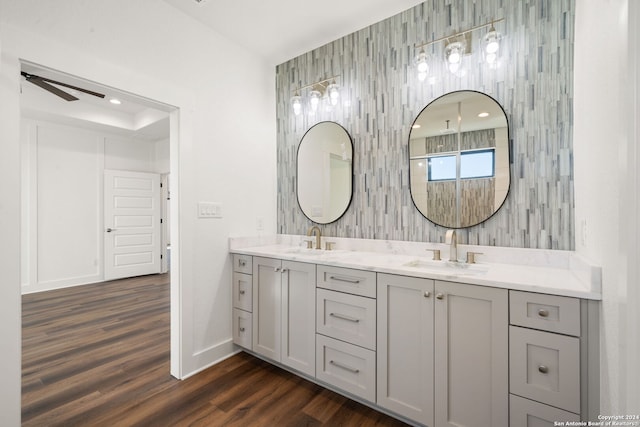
409, 91, 510, 228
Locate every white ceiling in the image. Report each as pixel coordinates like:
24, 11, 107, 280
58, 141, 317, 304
20, 1, 425, 137
162, 0, 426, 65
20, 62, 171, 141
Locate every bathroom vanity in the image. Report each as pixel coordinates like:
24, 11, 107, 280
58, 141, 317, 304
229, 235, 600, 427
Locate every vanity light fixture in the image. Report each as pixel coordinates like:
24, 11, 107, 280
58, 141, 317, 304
444, 39, 466, 73
414, 18, 504, 78
482, 23, 502, 65
415, 47, 429, 81
291, 91, 302, 116
290, 76, 341, 116
308, 88, 322, 114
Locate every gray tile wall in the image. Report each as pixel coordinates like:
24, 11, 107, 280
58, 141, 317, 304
275, 0, 575, 249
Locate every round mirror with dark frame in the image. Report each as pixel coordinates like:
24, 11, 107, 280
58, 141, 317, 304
297, 121, 354, 224
409, 90, 510, 228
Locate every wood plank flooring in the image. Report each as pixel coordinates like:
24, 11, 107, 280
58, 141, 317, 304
22, 274, 409, 426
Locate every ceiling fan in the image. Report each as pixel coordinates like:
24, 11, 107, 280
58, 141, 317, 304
20, 71, 106, 102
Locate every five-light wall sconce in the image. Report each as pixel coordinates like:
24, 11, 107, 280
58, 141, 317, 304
291, 76, 341, 116
415, 18, 504, 81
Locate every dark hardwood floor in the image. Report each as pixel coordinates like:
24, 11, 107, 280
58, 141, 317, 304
22, 274, 409, 426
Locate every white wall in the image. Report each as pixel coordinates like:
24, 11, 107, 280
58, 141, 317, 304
574, 0, 640, 414
0, 0, 276, 423
21, 119, 166, 293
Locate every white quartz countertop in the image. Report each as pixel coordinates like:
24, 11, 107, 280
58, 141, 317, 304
229, 236, 602, 300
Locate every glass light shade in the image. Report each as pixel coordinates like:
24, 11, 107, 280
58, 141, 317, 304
415, 48, 429, 77
291, 94, 302, 116
483, 27, 501, 65
446, 43, 462, 64
309, 89, 321, 112
327, 82, 340, 106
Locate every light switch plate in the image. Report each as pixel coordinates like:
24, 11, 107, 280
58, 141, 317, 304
198, 202, 222, 218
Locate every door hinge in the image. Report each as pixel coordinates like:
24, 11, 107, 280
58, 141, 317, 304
160, 254, 163, 259
160, 219, 163, 224
160, 182, 163, 188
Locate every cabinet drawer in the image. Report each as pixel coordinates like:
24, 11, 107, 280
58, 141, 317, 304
232, 308, 252, 349
510, 291, 580, 336
510, 394, 579, 426
232, 272, 252, 311
317, 265, 376, 298
233, 254, 252, 274
316, 288, 376, 350
316, 334, 376, 402
510, 326, 580, 413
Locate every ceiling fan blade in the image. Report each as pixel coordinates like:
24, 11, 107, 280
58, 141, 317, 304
38, 76, 106, 99
25, 76, 79, 101
21, 71, 106, 100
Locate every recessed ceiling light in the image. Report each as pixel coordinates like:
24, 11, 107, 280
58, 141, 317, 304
478, 112, 489, 118
412, 124, 421, 129
109, 98, 121, 105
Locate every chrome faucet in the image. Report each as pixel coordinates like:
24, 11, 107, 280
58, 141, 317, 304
445, 229, 458, 262
307, 226, 322, 250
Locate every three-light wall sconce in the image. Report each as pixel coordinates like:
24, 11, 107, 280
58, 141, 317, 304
290, 76, 341, 116
415, 19, 504, 81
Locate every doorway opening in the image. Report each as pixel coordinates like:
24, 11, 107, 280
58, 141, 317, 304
19, 61, 180, 388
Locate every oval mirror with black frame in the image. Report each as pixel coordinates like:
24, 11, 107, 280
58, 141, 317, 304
409, 90, 510, 228
297, 121, 353, 224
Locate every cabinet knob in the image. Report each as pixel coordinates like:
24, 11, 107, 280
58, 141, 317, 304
424, 291, 431, 298
239, 290, 245, 295
281, 268, 287, 273
538, 365, 549, 374
538, 309, 549, 318
238, 259, 246, 267
239, 327, 245, 332
436, 293, 445, 300
274, 267, 281, 272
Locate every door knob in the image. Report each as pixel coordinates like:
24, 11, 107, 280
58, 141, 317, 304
106, 228, 116, 233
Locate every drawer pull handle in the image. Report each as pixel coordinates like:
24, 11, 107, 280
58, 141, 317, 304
239, 327, 245, 332
436, 293, 445, 300
329, 275, 361, 284
239, 290, 246, 295
424, 291, 431, 298
330, 360, 360, 374
538, 309, 550, 318
238, 259, 246, 267
538, 365, 549, 374
330, 312, 360, 323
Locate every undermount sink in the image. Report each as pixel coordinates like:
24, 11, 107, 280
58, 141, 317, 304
402, 259, 488, 275
282, 247, 344, 256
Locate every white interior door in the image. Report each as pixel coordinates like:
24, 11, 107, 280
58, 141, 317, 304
104, 169, 161, 281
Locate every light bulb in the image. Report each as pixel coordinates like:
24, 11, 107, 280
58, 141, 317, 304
448, 47, 461, 64
415, 48, 429, 82
483, 26, 501, 65
327, 82, 340, 106
309, 89, 321, 112
291, 94, 302, 116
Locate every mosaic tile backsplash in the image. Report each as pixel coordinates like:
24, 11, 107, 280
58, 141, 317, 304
276, 0, 575, 250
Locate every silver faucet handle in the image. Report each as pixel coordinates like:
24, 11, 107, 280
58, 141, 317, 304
425, 249, 441, 261
466, 251, 483, 264
325, 241, 336, 251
